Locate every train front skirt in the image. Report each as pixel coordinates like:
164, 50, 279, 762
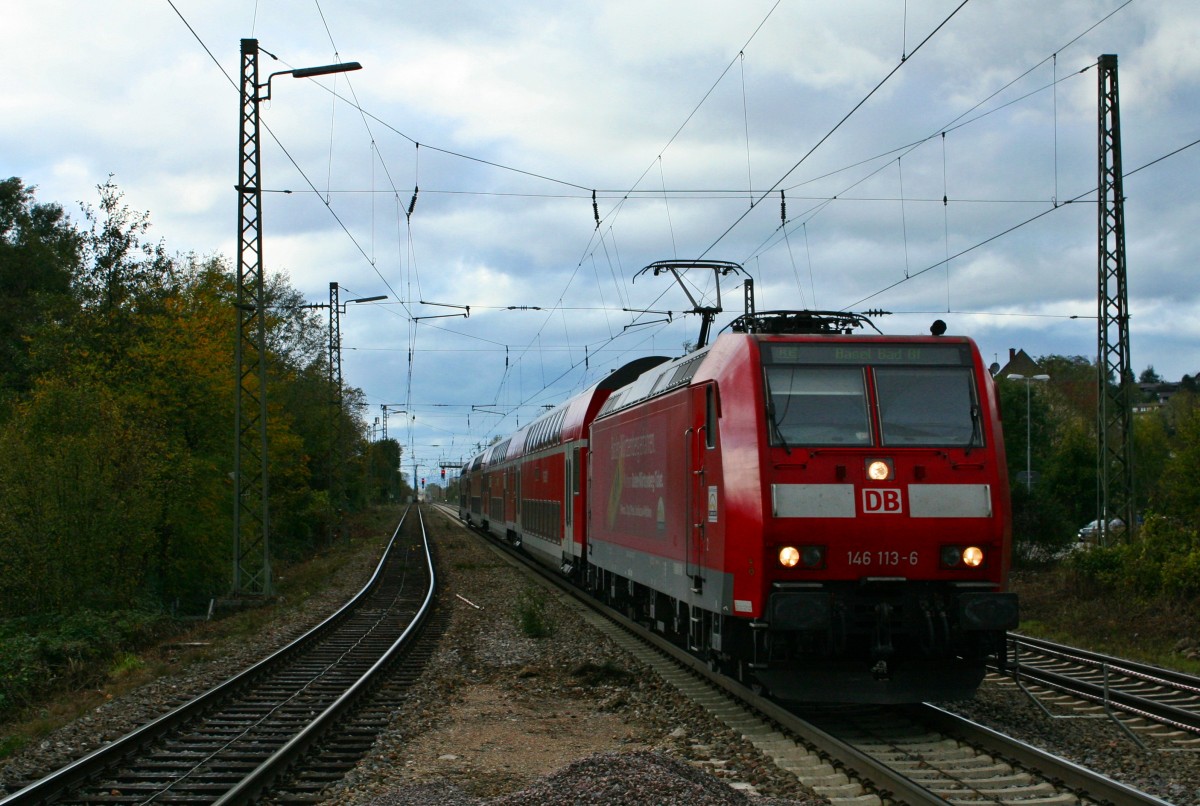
755, 658, 986, 704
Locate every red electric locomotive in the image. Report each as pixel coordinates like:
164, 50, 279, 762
460, 306, 1016, 703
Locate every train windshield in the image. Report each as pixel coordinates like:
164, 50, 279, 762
762, 342, 981, 448
764, 366, 871, 446
875, 367, 978, 447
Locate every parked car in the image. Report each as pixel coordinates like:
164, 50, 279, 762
1078, 518, 1124, 541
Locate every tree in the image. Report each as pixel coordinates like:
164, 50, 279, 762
997, 373, 1074, 559
1157, 392, 1200, 528
1039, 418, 1098, 529
0, 177, 386, 617
76, 176, 173, 316
0, 178, 82, 408
365, 439, 404, 504
0, 379, 165, 613
1036, 354, 1097, 426
1133, 410, 1172, 514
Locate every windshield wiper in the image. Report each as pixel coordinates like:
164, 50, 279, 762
966, 405, 982, 454
767, 397, 792, 455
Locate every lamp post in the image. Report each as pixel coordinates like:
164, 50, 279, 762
316, 284, 385, 542
233, 38, 361, 597
327, 283, 386, 407
1006, 373, 1050, 491
380, 404, 407, 442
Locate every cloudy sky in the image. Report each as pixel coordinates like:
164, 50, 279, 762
6, 1, 1198, 479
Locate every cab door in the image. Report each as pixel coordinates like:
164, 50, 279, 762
686, 383, 717, 592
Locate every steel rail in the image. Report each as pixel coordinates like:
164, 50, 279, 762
442, 505, 1174, 805
438, 504, 952, 806
214, 505, 436, 804
1, 504, 431, 806
1011, 634, 1200, 695
917, 703, 1175, 806
1002, 634, 1200, 735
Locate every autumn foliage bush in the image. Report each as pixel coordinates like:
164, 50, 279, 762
0, 177, 406, 705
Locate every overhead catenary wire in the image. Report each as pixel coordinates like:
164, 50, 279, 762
845, 134, 1200, 310
696, 0, 973, 260
742, 56, 1101, 277
165, 0, 1188, 455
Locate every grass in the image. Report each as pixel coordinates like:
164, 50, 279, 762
1010, 565, 1200, 674
110, 653, 146, 678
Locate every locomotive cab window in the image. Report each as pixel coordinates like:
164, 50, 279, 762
761, 341, 980, 449
764, 366, 871, 446
875, 366, 980, 447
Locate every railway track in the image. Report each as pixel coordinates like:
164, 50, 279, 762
1, 506, 438, 806
440, 505, 1172, 805
994, 634, 1200, 750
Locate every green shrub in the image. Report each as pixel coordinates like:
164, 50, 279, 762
0, 632, 45, 716
1144, 516, 1200, 598
0, 609, 173, 720
1065, 515, 1200, 600
1066, 543, 1127, 592
1162, 551, 1200, 599
515, 587, 554, 639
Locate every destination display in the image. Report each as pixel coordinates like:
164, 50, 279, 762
762, 342, 971, 366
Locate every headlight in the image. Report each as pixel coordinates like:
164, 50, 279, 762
962, 546, 985, 567
941, 545, 986, 568
802, 546, 825, 568
779, 546, 801, 567
778, 545, 825, 569
866, 459, 892, 481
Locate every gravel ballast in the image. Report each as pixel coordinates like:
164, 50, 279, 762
4, 507, 1199, 804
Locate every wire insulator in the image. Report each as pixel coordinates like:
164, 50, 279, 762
780, 190, 786, 224
592, 190, 600, 229
407, 186, 419, 218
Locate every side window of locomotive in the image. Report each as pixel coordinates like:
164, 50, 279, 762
874, 367, 979, 446
764, 366, 871, 446
705, 385, 717, 449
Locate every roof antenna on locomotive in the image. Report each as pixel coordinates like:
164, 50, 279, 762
930, 319, 947, 336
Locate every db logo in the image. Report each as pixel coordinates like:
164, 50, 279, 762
863, 488, 902, 514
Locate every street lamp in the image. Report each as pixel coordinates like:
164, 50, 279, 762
260, 61, 362, 103
233, 39, 362, 597
380, 405, 407, 442
320, 285, 385, 542
1006, 373, 1050, 491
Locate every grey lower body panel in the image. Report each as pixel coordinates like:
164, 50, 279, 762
588, 539, 731, 614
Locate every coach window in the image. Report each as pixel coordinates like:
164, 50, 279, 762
572, 447, 582, 494
765, 366, 871, 446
